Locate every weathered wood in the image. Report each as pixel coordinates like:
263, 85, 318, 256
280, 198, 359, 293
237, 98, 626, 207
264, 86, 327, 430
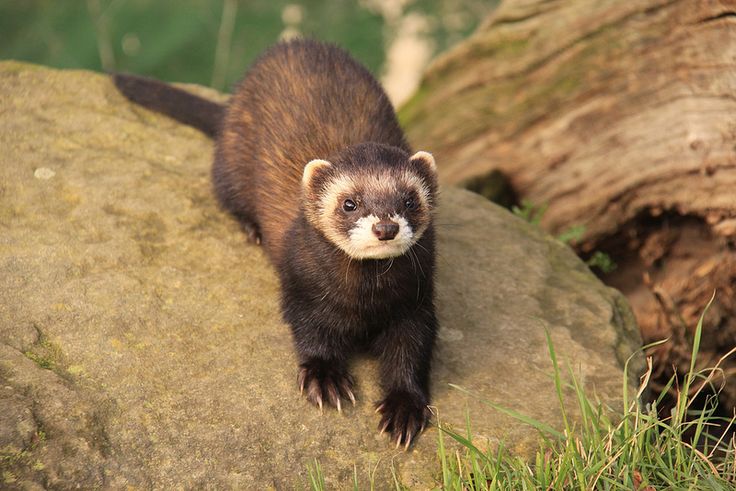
402, 0, 736, 405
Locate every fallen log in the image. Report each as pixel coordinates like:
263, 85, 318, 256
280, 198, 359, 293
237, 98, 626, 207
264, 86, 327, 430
402, 0, 736, 406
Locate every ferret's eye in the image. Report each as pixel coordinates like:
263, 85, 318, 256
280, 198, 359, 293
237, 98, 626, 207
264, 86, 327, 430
404, 198, 417, 210
343, 199, 357, 212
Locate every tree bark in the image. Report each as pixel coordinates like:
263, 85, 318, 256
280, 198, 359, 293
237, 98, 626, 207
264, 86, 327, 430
401, 0, 736, 406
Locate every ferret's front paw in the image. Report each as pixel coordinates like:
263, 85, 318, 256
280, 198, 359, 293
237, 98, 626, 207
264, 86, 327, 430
298, 359, 355, 411
376, 390, 430, 449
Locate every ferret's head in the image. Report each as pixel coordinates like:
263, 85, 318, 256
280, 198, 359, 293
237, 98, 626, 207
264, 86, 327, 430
302, 143, 437, 260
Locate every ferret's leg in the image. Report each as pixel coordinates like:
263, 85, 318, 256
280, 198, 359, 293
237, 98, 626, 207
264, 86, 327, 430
232, 212, 262, 244
278, 252, 357, 410
211, 149, 261, 244
373, 309, 437, 448
292, 326, 356, 411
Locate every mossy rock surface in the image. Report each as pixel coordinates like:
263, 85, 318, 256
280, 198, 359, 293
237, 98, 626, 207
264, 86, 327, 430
0, 61, 641, 488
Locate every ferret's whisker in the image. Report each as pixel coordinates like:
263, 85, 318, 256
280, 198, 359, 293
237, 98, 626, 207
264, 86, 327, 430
411, 247, 425, 278
407, 246, 417, 273
345, 257, 353, 285
378, 258, 394, 276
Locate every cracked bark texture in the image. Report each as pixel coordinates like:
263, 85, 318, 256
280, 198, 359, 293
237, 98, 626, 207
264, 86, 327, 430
401, 0, 736, 407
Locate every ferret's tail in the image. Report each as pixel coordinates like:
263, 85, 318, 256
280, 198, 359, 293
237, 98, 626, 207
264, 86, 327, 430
113, 73, 225, 138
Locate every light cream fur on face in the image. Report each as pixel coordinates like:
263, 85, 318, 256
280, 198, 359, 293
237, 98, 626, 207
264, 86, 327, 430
315, 174, 430, 260
346, 214, 414, 259
302, 151, 435, 260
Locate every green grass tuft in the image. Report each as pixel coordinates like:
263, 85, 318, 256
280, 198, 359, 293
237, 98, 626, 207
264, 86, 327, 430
586, 251, 617, 274
436, 291, 736, 490
307, 459, 326, 490
511, 200, 548, 226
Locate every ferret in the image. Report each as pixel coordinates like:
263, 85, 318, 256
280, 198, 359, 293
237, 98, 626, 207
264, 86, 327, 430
114, 39, 438, 448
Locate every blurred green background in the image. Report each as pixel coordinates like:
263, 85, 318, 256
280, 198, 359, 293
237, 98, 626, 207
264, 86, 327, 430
1, 0, 497, 98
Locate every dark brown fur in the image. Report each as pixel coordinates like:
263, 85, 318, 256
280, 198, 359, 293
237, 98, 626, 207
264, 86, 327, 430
114, 39, 438, 448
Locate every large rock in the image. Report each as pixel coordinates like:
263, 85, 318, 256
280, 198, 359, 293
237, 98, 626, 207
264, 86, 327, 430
0, 62, 641, 488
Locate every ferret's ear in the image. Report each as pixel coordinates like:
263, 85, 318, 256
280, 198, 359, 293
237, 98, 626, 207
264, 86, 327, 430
410, 151, 436, 173
302, 159, 333, 188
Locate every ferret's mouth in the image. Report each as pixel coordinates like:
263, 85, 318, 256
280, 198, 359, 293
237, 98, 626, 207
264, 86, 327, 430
342, 215, 415, 260
356, 240, 412, 259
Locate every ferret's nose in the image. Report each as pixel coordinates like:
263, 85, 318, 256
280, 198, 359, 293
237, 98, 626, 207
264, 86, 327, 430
372, 220, 399, 241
